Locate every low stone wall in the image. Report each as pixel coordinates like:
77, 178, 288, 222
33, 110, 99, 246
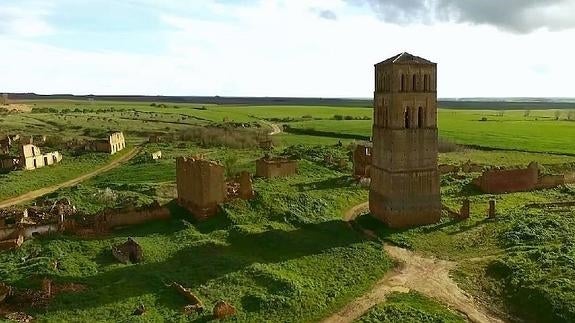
473, 167, 538, 193
537, 174, 566, 189
99, 204, 170, 228
255, 158, 297, 178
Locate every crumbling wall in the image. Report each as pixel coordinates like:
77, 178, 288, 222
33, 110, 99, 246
85, 131, 126, 155
537, 174, 566, 189
255, 157, 297, 178
151, 151, 162, 160
473, 166, 538, 193
176, 157, 225, 221
19, 144, 62, 170
99, 204, 170, 228
353, 144, 372, 178
473, 162, 569, 193
0, 94, 7, 106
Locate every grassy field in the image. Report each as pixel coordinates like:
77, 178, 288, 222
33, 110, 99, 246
2, 100, 575, 322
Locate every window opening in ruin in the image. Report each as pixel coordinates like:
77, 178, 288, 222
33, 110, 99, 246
413, 75, 417, 91
400, 74, 405, 92
424, 75, 428, 91
404, 108, 410, 129
33, 159, 37, 168
418, 107, 424, 128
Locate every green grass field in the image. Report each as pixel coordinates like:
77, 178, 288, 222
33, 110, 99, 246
1, 100, 575, 322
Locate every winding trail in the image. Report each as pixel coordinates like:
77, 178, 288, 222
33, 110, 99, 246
0, 147, 140, 208
323, 202, 505, 323
260, 120, 282, 136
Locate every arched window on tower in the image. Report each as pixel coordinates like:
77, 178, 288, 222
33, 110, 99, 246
413, 74, 417, 91
404, 108, 410, 129
418, 107, 424, 128
400, 74, 405, 92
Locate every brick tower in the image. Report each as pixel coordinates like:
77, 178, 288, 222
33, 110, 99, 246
369, 52, 441, 228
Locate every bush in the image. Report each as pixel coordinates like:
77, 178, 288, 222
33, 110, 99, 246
334, 115, 344, 120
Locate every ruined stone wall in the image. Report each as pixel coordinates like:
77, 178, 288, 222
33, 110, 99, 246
353, 145, 372, 177
176, 157, 225, 221
108, 132, 126, 155
473, 167, 539, 193
86, 132, 126, 155
19, 144, 62, 170
100, 205, 170, 228
0, 94, 7, 106
370, 54, 441, 228
255, 158, 297, 178
537, 174, 566, 189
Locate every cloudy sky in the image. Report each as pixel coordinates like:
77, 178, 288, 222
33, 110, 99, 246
1, 0, 574, 98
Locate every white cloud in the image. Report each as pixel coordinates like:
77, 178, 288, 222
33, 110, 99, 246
0, 1, 55, 37
0, 0, 573, 98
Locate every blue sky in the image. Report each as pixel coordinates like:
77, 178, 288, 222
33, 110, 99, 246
1, 0, 575, 97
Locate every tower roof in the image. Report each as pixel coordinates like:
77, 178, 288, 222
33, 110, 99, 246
376, 52, 435, 66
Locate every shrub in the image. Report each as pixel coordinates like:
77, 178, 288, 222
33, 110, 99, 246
334, 115, 344, 120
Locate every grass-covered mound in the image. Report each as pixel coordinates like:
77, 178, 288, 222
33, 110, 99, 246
487, 207, 575, 322
358, 292, 466, 323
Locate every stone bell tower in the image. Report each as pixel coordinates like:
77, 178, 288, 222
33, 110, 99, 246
369, 52, 441, 228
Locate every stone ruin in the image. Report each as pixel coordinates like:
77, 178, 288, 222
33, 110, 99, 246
112, 238, 143, 264
353, 143, 372, 178
65, 202, 170, 235
176, 156, 258, 221
85, 131, 126, 155
176, 157, 226, 221
227, 171, 255, 200
19, 144, 62, 171
255, 155, 298, 178
1, 143, 62, 172
151, 151, 162, 160
0, 201, 170, 251
473, 162, 568, 194
0, 200, 76, 251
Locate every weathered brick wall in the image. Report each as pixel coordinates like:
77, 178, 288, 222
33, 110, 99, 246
176, 157, 225, 220
255, 158, 297, 178
537, 174, 566, 189
102, 205, 170, 228
353, 145, 372, 177
474, 167, 539, 193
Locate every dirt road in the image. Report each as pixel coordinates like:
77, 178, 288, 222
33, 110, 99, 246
0, 147, 140, 208
323, 202, 505, 323
260, 120, 282, 136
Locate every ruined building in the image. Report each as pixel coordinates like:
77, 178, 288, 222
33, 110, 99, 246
19, 144, 62, 170
85, 131, 126, 155
255, 156, 298, 178
176, 157, 226, 221
473, 162, 568, 193
353, 143, 372, 178
369, 52, 441, 228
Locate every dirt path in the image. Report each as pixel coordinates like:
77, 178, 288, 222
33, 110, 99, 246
324, 202, 505, 323
0, 147, 140, 208
260, 120, 282, 136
